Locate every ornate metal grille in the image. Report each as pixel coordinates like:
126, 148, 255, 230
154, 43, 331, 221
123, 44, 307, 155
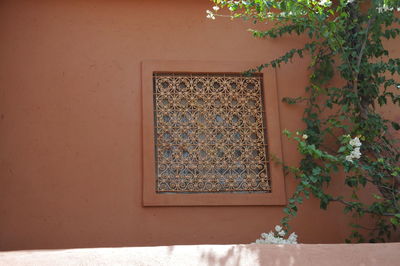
153, 73, 271, 193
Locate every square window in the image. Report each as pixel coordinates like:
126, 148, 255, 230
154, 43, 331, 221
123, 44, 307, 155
153, 73, 271, 194
142, 61, 286, 206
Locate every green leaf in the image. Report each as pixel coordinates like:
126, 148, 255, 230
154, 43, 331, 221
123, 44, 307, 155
391, 122, 400, 130
390, 218, 398, 225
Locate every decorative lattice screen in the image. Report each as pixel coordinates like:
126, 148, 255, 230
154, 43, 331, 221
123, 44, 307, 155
153, 73, 271, 193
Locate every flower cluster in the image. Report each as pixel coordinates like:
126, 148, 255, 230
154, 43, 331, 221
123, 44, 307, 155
318, 0, 332, 7
206, 10, 216, 20
295, 131, 308, 140
206, 6, 220, 20
345, 137, 362, 162
376, 4, 400, 13
253, 225, 298, 244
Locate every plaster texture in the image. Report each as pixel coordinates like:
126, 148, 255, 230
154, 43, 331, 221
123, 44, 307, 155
0, 0, 399, 250
1, 244, 399, 266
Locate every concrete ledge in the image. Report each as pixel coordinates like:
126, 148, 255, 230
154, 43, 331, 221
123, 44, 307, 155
1, 243, 399, 266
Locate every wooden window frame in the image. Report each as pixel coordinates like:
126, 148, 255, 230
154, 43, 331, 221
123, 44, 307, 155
141, 60, 286, 206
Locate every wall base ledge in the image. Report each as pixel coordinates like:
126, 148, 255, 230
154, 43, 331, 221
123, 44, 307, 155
1, 243, 399, 265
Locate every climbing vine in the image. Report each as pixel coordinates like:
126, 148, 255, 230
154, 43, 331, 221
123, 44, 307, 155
208, 0, 400, 242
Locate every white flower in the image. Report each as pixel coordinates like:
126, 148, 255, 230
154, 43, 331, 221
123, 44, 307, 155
352, 147, 361, 159
345, 138, 362, 162
275, 225, 282, 232
212, 6, 220, 11
288, 232, 298, 243
302, 134, 308, 140
377, 4, 394, 13
318, 0, 332, 7
346, 0, 355, 4
206, 10, 216, 20
253, 228, 298, 244
349, 137, 361, 147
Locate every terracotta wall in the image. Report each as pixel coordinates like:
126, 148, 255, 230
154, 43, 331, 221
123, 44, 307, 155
0, 0, 398, 250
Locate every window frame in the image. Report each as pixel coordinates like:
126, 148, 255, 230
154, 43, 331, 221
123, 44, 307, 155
141, 60, 286, 206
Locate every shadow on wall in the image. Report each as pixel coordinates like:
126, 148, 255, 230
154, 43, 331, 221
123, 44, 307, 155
198, 244, 301, 266
196, 244, 385, 266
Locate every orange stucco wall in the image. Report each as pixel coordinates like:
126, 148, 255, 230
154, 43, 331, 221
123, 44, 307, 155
0, 0, 398, 251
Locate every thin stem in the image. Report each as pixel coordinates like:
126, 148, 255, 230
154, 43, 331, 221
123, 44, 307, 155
353, 17, 375, 96
331, 197, 397, 217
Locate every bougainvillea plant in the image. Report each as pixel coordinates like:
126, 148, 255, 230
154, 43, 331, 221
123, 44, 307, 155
254, 225, 299, 244
208, 0, 400, 242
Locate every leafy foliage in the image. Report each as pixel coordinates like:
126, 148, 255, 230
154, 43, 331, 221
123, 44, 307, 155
209, 0, 400, 242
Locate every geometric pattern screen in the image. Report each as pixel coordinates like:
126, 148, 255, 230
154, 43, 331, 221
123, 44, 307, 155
153, 73, 271, 193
